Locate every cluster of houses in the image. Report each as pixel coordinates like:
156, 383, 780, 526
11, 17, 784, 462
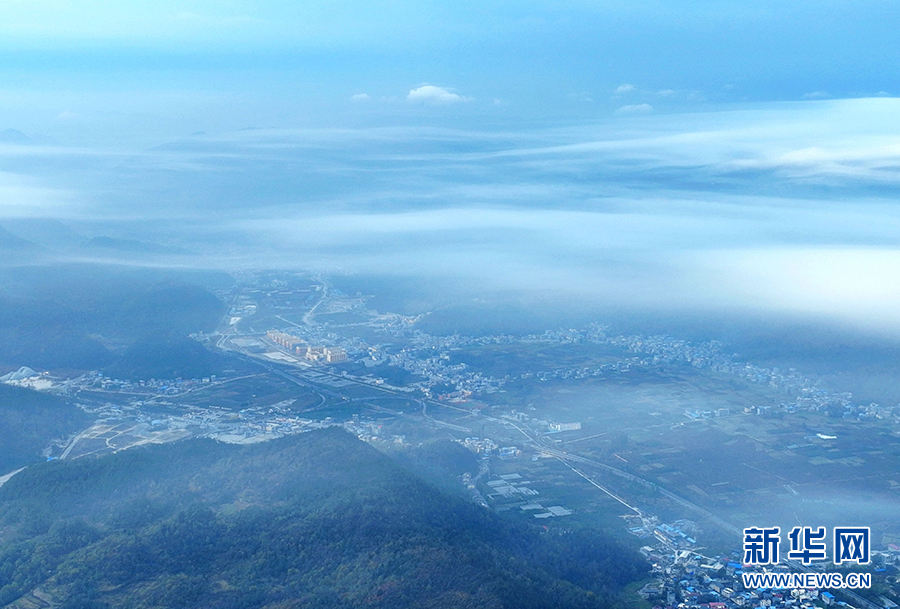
266, 330, 347, 363
639, 548, 843, 609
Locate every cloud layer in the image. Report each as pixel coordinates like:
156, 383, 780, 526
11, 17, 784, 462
3, 97, 900, 335
407, 85, 471, 104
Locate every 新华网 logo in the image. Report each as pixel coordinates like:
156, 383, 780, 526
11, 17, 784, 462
743, 526, 870, 566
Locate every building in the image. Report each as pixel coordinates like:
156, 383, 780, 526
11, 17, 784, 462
306, 346, 326, 362
267, 330, 305, 350
550, 422, 582, 431
324, 347, 347, 363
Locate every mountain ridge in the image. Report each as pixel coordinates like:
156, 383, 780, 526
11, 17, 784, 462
0, 429, 648, 609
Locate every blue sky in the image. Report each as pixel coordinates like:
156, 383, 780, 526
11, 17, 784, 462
2, 1, 899, 142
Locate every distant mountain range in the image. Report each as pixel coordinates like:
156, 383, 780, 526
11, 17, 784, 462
0, 129, 31, 144
0, 221, 194, 260
0, 227, 43, 255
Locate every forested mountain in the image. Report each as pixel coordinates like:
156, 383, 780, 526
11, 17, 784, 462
0, 428, 648, 609
102, 335, 225, 381
0, 384, 91, 474
0, 264, 227, 372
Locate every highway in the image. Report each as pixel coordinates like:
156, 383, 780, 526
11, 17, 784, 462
497, 416, 743, 536
302, 277, 329, 326
534, 443, 742, 536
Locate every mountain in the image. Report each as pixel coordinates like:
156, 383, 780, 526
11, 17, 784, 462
104, 336, 224, 381
0, 295, 115, 370
0, 129, 30, 144
115, 283, 225, 337
0, 227, 42, 253
0, 429, 648, 609
0, 384, 92, 475
0, 220, 86, 251
0, 266, 226, 371
0, 367, 39, 382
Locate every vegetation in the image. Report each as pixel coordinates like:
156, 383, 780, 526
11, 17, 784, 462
0, 384, 91, 474
0, 429, 648, 608
391, 439, 480, 496
0, 264, 227, 371
103, 336, 224, 381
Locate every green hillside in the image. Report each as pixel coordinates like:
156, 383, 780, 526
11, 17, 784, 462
0, 384, 91, 475
0, 429, 647, 609
0, 264, 227, 371
103, 336, 224, 381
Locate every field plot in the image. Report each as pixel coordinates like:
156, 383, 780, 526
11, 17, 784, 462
450, 341, 627, 379
484, 457, 641, 533
171, 374, 322, 411
288, 371, 392, 400
595, 413, 900, 532
340, 361, 427, 387
62, 420, 191, 460
315, 310, 375, 325
315, 295, 369, 316
491, 364, 900, 547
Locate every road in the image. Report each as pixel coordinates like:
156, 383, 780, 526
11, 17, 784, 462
420, 400, 472, 432
0, 467, 25, 488
302, 278, 329, 326
536, 443, 741, 536
60, 428, 93, 460
557, 459, 641, 514
210, 288, 852, 570
498, 417, 743, 536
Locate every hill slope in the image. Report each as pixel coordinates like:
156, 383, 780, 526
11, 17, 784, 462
0, 384, 91, 475
0, 265, 227, 371
0, 429, 647, 609
103, 336, 224, 381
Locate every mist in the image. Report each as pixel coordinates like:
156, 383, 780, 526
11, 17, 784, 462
1, 98, 899, 346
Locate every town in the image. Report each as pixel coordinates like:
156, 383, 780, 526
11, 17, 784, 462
4, 270, 899, 609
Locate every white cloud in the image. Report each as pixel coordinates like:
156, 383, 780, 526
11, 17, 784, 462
615, 103, 653, 115
657, 89, 676, 97
802, 91, 831, 100
56, 110, 78, 119
8, 98, 900, 335
350, 93, 371, 102
698, 248, 900, 336
407, 85, 471, 104
614, 84, 635, 95
0, 171, 76, 218
488, 98, 900, 185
